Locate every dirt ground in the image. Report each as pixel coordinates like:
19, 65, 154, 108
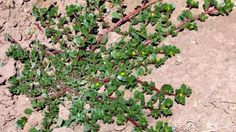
0, 0, 236, 132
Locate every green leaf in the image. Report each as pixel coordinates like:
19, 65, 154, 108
218, 0, 234, 15
155, 121, 172, 131
101, 35, 108, 44
151, 109, 161, 119
24, 108, 33, 115
47, 5, 58, 18
111, 12, 122, 19
163, 98, 173, 108
203, 0, 210, 10
161, 84, 174, 94
161, 108, 172, 116
73, 37, 83, 46
199, 13, 208, 22
6, 45, 29, 61
162, 45, 181, 57
138, 116, 148, 127
186, 0, 199, 8
116, 114, 126, 125
16, 116, 28, 128
29, 127, 39, 132
175, 84, 192, 105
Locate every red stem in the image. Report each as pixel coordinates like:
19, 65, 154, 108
144, 7, 218, 45
128, 118, 139, 127
176, 8, 217, 30
91, 0, 161, 51
136, 78, 161, 93
34, 22, 43, 32
98, 0, 158, 41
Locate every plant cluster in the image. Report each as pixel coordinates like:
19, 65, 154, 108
5, 0, 234, 132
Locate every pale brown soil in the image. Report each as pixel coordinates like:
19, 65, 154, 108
0, 0, 236, 132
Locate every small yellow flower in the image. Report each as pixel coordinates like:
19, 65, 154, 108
95, 82, 100, 87
120, 72, 126, 76
150, 12, 155, 16
141, 51, 146, 55
156, 58, 160, 62
131, 51, 136, 56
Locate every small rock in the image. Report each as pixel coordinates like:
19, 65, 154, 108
58, 104, 70, 120
23, 112, 44, 132
124, 90, 133, 100
107, 32, 122, 45
10, 31, 23, 41
175, 56, 182, 65
73, 125, 83, 132
190, 40, 198, 45
143, 109, 151, 116
14, 0, 24, 5
84, 104, 90, 109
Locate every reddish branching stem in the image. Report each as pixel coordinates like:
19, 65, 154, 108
136, 78, 161, 92
45, 48, 64, 56
144, 7, 219, 45
91, 0, 162, 52
176, 7, 218, 30
102, 78, 111, 83
136, 78, 161, 93
136, 78, 176, 96
128, 118, 139, 127
97, 1, 158, 42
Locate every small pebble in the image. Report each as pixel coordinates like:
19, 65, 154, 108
175, 56, 182, 65
190, 40, 198, 45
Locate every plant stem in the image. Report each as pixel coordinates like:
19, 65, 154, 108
175, 7, 218, 30
143, 7, 218, 45
34, 22, 43, 32
136, 78, 161, 93
91, 0, 162, 51
127, 118, 139, 127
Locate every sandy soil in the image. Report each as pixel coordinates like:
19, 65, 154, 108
0, 0, 236, 132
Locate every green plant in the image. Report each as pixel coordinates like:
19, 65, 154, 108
16, 116, 28, 128
6, 0, 234, 131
